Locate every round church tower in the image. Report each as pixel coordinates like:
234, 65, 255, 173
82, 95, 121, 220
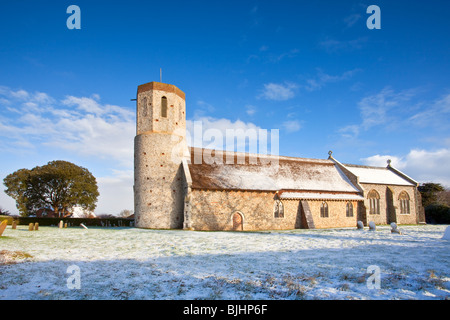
134, 82, 188, 229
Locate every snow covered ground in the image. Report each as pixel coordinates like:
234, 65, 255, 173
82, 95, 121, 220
0, 224, 449, 300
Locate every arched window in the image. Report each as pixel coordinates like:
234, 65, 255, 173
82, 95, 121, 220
161, 96, 168, 118
399, 191, 410, 214
346, 202, 353, 217
320, 201, 329, 218
368, 190, 380, 215
274, 200, 284, 218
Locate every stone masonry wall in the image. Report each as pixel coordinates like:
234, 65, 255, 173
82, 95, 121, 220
188, 189, 363, 230
360, 183, 418, 225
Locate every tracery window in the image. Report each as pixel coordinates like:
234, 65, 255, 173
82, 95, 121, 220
368, 190, 380, 215
399, 191, 410, 214
346, 202, 354, 217
320, 201, 329, 218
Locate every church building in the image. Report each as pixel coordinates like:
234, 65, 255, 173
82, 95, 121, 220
134, 82, 425, 231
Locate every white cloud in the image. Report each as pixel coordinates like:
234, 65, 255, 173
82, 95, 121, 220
245, 105, 257, 116
338, 124, 360, 140
361, 148, 450, 187
344, 13, 362, 28
304, 68, 361, 92
319, 37, 368, 53
0, 86, 136, 215
358, 87, 416, 130
338, 87, 421, 139
96, 170, 134, 215
0, 87, 135, 167
408, 93, 450, 127
185, 116, 280, 157
282, 120, 302, 133
259, 82, 298, 101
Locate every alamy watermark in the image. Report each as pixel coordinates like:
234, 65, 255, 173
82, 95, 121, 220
170, 122, 280, 168
66, 5, 81, 30
366, 265, 381, 289
66, 264, 81, 290
367, 5, 381, 30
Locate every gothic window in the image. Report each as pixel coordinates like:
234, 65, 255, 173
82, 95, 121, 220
399, 191, 410, 214
346, 202, 354, 217
161, 96, 168, 118
368, 190, 380, 215
320, 201, 329, 218
274, 200, 284, 218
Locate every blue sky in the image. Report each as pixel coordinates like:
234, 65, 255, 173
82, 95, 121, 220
1, 1, 449, 215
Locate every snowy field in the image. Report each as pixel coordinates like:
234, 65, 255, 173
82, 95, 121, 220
0, 224, 449, 300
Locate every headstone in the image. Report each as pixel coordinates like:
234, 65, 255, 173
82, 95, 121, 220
34, 222, 39, 231
390, 222, 402, 234
28, 223, 34, 231
58, 220, 63, 229
368, 221, 376, 231
442, 226, 450, 240
0, 220, 7, 237
357, 221, 364, 230
12, 220, 17, 229
64, 223, 68, 228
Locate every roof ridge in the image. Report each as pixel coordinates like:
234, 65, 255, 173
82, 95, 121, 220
343, 163, 387, 169
188, 146, 331, 164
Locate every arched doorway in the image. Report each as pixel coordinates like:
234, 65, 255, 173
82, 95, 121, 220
232, 212, 243, 231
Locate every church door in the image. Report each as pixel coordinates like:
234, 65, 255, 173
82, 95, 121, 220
232, 212, 243, 231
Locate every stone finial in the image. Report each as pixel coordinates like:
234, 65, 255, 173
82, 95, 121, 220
387, 159, 391, 166
328, 150, 333, 156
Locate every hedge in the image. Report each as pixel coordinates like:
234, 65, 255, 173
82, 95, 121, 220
425, 204, 450, 224
0, 216, 134, 227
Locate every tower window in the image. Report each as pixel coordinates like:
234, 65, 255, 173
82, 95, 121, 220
161, 96, 168, 118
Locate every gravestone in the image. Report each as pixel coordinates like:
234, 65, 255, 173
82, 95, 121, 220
12, 220, 17, 229
58, 220, 63, 229
28, 223, 34, 231
442, 226, 450, 240
390, 222, 402, 234
34, 222, 39, 231
64, 223, 68, 228
357, 221, 364, 230
0, 220, 7, 237
368, 221, 376, 231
